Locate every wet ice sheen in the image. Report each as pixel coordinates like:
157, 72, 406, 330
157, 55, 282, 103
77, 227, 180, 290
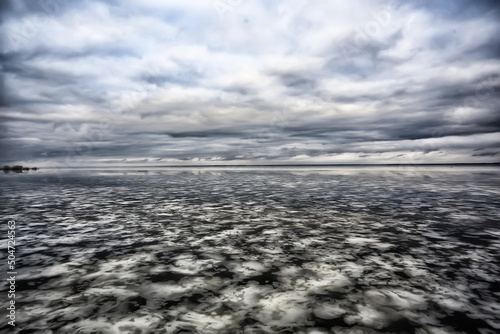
0, 166, 499, 333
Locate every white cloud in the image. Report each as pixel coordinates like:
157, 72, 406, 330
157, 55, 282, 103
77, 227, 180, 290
1, 0, 499, 165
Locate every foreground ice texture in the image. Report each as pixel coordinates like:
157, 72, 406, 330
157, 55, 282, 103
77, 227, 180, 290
1, 167, 499, 333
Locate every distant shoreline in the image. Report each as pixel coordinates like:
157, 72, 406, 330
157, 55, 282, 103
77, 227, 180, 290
2, 165, 39, 172
20, 162, 500, 169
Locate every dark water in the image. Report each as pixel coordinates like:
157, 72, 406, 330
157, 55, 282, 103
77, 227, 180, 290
1, 167, 499, 333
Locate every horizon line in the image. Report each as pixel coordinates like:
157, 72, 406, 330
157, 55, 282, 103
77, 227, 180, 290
27, 162, 500, 169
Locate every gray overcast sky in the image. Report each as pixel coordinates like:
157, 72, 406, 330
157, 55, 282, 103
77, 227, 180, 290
1, 0, 499, 166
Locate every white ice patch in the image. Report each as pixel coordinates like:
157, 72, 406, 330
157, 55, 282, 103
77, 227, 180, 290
169, 255, 215, 275
344, 304, 400, 329
256, 291, 312, 328
341, 262, 365, 278
225, 260, 268, 278
313, 303, 347, 319
219, 283, 274, 310
302, 263, 353, 293
346, 237, 379, 245
180, 311, 238, 332
365, 289, 428, 310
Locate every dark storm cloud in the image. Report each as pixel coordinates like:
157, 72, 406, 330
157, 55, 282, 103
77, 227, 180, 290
0, 0, 499, 166
472, 151, 498, 157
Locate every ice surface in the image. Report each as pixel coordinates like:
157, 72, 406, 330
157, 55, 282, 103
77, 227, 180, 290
0, 166, 499, 333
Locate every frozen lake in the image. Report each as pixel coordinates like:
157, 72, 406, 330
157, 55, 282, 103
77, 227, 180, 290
1, 166, 499, 333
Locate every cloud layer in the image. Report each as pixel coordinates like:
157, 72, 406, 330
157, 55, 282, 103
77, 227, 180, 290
1, 0, 499, 166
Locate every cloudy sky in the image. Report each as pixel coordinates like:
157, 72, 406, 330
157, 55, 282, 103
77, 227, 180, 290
1, 0, 499, 166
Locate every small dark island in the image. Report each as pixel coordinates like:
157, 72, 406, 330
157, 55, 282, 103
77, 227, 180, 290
2, 165, 39, 173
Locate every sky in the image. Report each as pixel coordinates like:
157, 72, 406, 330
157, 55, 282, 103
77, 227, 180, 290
1, 0, 499, 166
